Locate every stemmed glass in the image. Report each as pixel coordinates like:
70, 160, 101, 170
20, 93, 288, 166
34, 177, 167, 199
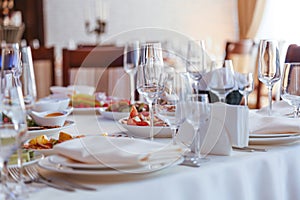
156, 71, 190, 144
237, 73, 254, 106
137, 42, 164, 140
184, 94, 210, 161
20, 46, 37, 109
186, 40, 207, 90
258, 39, 281, 116
209, 60, 236, 102
123, 41, 140, 104
281, 63, 300, 118
0, 78, 28, 199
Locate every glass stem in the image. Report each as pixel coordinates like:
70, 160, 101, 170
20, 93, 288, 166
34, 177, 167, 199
149, 102, 154, 141
172, 128, 177, 145
129, 73, 135, 104
267, 86, 273, 116
244, 94, 248, 107
219, 95, 226, 103
194, 128, 201, 158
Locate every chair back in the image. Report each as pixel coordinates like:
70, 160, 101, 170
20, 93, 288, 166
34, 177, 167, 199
285, 44, 300, 62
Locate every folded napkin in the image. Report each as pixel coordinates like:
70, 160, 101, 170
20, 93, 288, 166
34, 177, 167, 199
53, 136, 184, 167
177, 102, 249, 156
250, 101, 300, 135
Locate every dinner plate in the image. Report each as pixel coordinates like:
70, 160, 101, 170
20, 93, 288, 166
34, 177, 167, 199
38, 156, 184, 176
249, 133, 296, 138
249, 134, 300, 145
48, 154, 140, 169
8, 152, 44, 168
101, 110, 129, 121
27, 120, 75, 138
117, 118, 171, 138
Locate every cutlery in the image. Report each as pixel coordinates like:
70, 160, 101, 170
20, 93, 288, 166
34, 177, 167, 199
232, 146, 267, 152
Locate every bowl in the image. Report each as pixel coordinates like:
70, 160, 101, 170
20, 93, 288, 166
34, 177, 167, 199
33, 97, 70, 112
117, 118, 171, 138
29, 109, 72, 127
101, 110, 130, 121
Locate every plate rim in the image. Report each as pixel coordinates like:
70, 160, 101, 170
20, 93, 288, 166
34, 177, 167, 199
27, 120, 75, 136
249, 134, 300, 145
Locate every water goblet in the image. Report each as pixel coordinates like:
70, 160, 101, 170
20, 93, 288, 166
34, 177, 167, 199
237, 72, 254, 106
258, 39, 281, 116
209, 60, 236, 102
156, 71, 190, 144
123, 41, 140, 104
281, 63, 300, 118
184, 94, 210, 161
137, 42, 164, 140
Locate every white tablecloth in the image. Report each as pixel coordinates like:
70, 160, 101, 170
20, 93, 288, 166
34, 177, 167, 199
28, 111, 300, 200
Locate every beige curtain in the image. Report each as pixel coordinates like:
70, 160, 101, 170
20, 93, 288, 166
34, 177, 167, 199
238, 0, 267, 39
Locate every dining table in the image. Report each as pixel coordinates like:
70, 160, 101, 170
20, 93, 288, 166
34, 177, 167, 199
27, 108, 300, 200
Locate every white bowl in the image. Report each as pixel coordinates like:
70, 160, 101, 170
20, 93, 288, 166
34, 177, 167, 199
50, 86, 74, 95
29, 109, 72, 127
33, 97, 70, 112
118, 118, 171, 138
101, 110, 130, 121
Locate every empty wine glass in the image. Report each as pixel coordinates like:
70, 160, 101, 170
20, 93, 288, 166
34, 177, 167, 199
209, 60, 236, 102
0, 80, 28, 199
281, 63, 300, 118
137, 42, 165, 140
258, 40, 281, 116
186, 40, 207, 89
21, 46, 37, 109
184, 94, 210, 161
237, 73, 254, 106
156, 71, 190, 144
123, 41, 140, 104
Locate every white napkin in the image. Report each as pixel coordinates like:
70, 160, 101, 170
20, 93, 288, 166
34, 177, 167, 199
250, 101, 300, 135
53, 136, 184, 167
177, 103, 249, 156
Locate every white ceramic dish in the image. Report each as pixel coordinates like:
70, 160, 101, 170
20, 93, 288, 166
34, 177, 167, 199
249, 134, 300, 145
38, 156, 183, 176
33, 97, 70, 112
27, 120, 75, 138
29, 108, 72, 127
118, 118, 171, 138
101, 110, 130, 121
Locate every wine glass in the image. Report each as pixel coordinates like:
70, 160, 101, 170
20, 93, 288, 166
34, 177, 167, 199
123, 41, 140, 104
0, 78, 28, 199
209, 60, 236, 102
1, 43, 22, 86
20, 46, 37, 109
186, 40, 207, 90
156, 71, 190, 144
137, 42, 164, 140
281, 63, 300, 118
184, 94, 210, 161
237, 73, 254, 106
258, 40, 281, 116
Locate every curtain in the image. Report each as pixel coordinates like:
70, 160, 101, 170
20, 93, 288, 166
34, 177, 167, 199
238, 0, 267, 39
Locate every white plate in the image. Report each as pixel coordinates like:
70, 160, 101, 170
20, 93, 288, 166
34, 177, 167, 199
117, 118, 171, 138
48, 154, 140, 169
8, 152, 44, 168
249, 134, 300, 145
249, 133, 296, 138
27, 120, 75, 138
101, 111, 130, 121
38, 156, 183, 176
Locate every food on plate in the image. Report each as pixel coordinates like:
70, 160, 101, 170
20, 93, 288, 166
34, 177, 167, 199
23, 131, 84, 150
124, 106, 168, 127
105, 100, 131, 112
8, 150, 34, 165
70, 94, 105, 108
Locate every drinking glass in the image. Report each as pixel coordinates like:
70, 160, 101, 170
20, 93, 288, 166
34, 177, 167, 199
209, 60, 236, 102
186, 40, 207, 89
123, 41, 140, 104
258, 40, 281, 116
238, 73, 254, 106
184, 94, 210, 161
281, 63, 300, 118
156, 71, 190, 144
21, 46, 37, 109
0, 80, 28, 199
137, 42, 164, 140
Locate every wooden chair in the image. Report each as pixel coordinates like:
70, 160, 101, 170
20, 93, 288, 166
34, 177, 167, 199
31, 46, 56, 98
62, 46, 131, 98
285, 44, 300, 62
